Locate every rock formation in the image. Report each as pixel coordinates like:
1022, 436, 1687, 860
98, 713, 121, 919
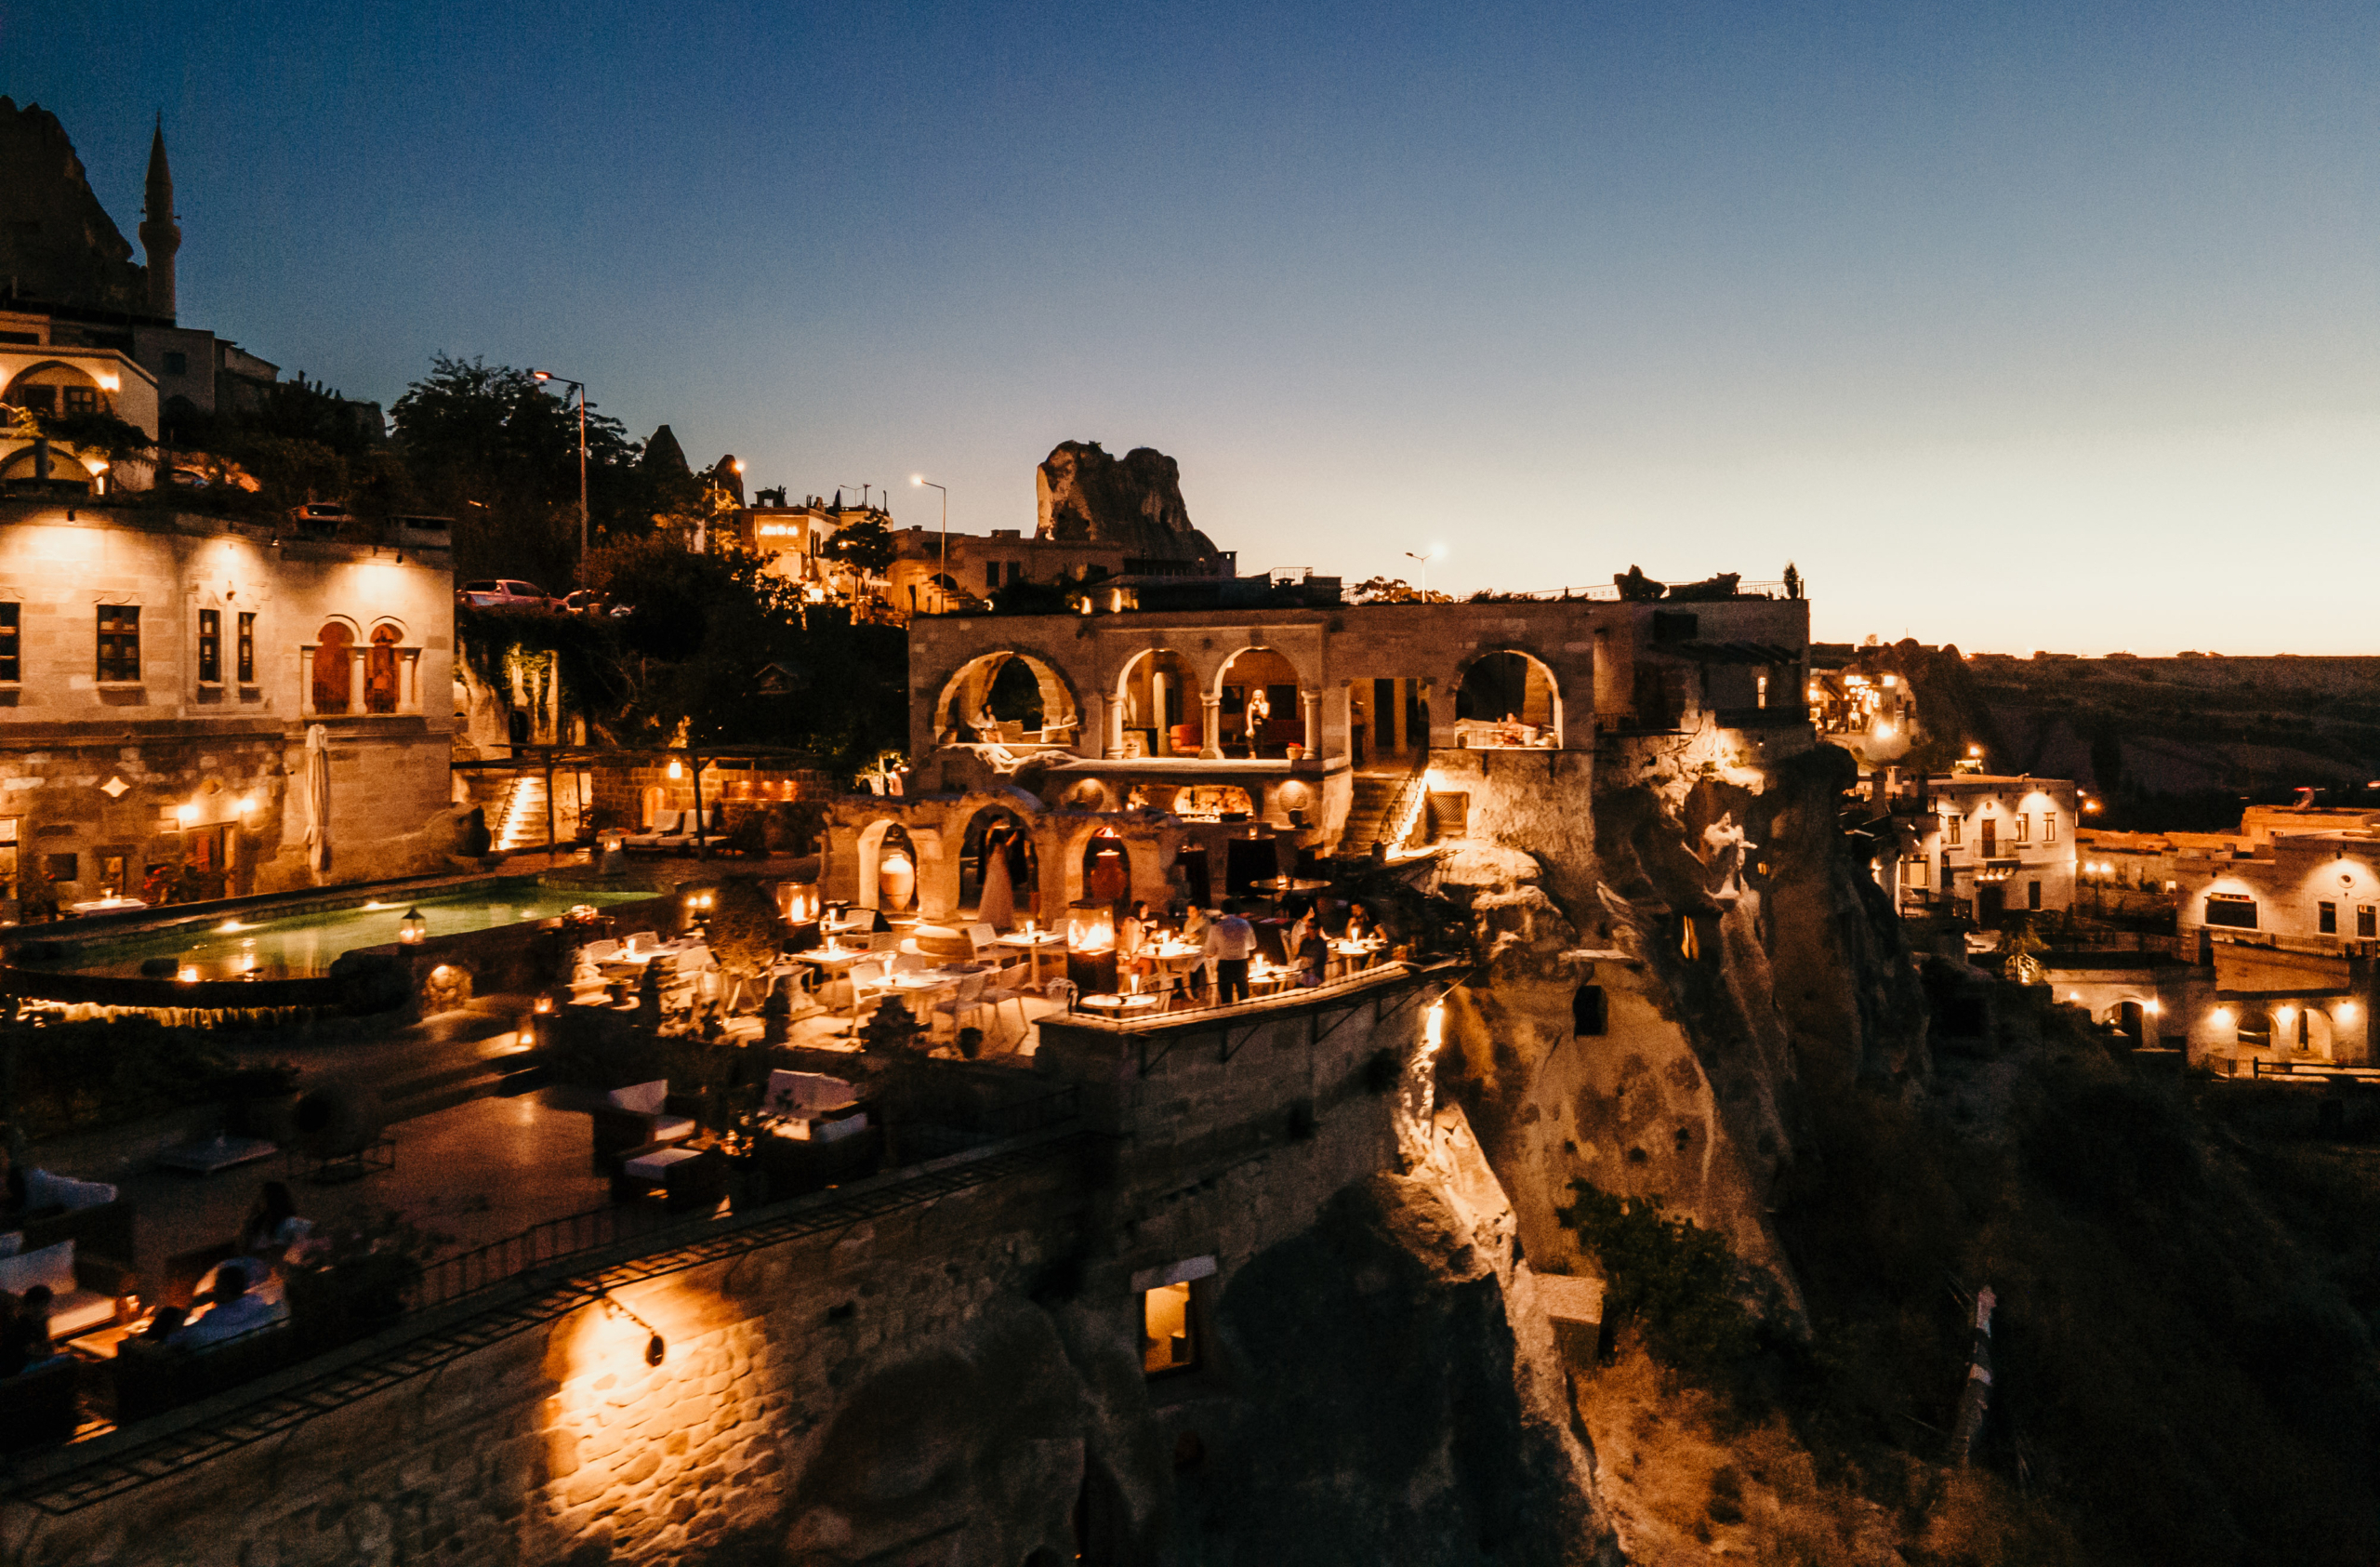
1036, 441, 1222, 564
0, 98, 152, 314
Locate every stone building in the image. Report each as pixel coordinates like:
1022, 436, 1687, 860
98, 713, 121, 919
0, 100, 381, 481
0, 497, 459, 910
1887, 772, 2080, 923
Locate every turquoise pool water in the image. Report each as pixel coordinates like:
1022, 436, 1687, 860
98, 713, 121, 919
35, 883, 656, 981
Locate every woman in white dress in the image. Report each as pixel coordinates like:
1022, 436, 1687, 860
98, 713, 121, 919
978, 822, 1018, 931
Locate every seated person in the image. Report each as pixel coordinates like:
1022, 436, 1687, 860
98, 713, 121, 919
1295, 928, 1330, 989
239, 1180, 311, 1259
168, 1261, 285, 1349
0, 1285, 55, 1375
139, 1305, 189, 1344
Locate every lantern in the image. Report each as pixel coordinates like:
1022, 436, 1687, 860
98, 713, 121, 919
398, 908, 428, 945
1066, 899, 1117, 997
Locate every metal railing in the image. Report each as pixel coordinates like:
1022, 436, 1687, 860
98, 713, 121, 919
903, 1085, 1082, 1161
413, 1200, 683, 1312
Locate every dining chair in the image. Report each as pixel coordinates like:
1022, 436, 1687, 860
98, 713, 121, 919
931, 971, 990, 1041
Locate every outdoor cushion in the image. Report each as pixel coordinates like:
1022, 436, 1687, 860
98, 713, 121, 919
0, 1242, 112, 1338
648, 1115, 697, 1144
764, 1070, 857, 1116
622, 1146, 704, 1183
24, 1170, 115, 1210
0, 1241, 73, 1296
607, 1081, 668, 1115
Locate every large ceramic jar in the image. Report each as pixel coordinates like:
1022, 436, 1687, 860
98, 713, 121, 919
878, 847, 916, 911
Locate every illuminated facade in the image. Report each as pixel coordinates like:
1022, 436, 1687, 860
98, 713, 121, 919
0, 499, 456, 910
1891, 773, 2079, 923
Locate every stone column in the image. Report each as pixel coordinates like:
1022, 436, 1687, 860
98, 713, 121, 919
1200, 696, 1224, 760
1152, 671, 1171, 755
1301, 690, 1321, 755
1099, 693, 1122, 760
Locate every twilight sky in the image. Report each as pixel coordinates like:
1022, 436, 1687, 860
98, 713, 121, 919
11, 2, 2375, 654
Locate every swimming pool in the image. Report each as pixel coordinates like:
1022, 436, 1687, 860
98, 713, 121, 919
25, 882, 657, 981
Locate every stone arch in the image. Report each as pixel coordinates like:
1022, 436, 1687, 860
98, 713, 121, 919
959, 801, 1040, 921
2280, 1002, 2334, 1058
0, 444, 106, 482
1214, 644, 1314, 759
1057, 818, 1165, 911
2, 359, 112, 418
311, 619, 356, 713
1451, 646, 1565, 749
853, 817, 915, 913
931, 650, 1081, 748
1113, 647, 1208, 757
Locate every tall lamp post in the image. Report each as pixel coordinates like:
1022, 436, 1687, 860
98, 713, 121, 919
1403, 545, 1444, 597
531, 370, 588, 580
911, 473, 948, 614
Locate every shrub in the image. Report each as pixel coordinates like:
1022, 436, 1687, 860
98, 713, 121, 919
1557, 1180, 1765, 1382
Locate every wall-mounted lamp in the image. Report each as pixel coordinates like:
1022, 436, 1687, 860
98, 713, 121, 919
667, 759, 684, 779
601, 1290, 667, 1366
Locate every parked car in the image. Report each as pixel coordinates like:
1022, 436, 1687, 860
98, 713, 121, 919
456, 579, 552, 609
287, 501, 351, 532
165, 468, 211, 490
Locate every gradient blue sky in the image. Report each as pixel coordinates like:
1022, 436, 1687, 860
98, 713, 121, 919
11, 2, 2375, 653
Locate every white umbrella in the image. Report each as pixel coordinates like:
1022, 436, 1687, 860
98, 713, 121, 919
301, 724, 332, 875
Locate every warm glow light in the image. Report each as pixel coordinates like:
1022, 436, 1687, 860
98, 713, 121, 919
1967, 745, 1983, 757
97, 372, 122, 392
1874, 723, 1895, 739
2145, 999, 2162, 1016
909, 473, 924, 486
2212, 1006, 2235, 1028
216, 920, 249, 933
176, 802, 197, 823
2340, 1003, 2360, 1022
2278, 1005, 2297, 1025
176, 966, 199, 983
400, 908, 430, 945
667, 760, 683, 779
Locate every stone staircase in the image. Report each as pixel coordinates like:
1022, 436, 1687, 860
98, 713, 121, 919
1338, 767, 1424, 857
349, 1011, 549, 1125
493, 774, 549, 853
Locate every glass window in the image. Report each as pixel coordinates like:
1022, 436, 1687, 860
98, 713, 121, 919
2045, 812, 2057, 843
236, 612, 255, 683
1946, 814, 1961, 845
1141, 1281, 1197, 1375
2029, 879, 2043, 910
63, 385, 98, 414
2204, 894, 2258, 930
2016, 814, 2030, 843
45, 852, 77, 883
1905, 857, 1928, 887
312, 623, 353, 711
0, 817, 16, 900
0, 601, 18, 682
197, 608, 221, 684
2320, 901, 2338, 935
365, 625, 402, 714
2361, 905, 2376, 939
16, 385, 55, 414
97, 604, 139, 682
984, 561, 1000, 590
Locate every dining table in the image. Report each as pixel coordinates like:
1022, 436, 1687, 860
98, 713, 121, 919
797, 946, 875, 1031
991, 930, 1066, 989
1327, 937, 1386, 978
1078, 992, 1164, 1020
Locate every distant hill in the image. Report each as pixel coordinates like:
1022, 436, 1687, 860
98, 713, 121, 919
1965, 654, 2380, 828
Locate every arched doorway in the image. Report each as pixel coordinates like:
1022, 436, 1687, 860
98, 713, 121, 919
855, 819, 925, 913
1453, 649, 1561, 748
1117, 648, 1202, 757
1082, 827, 1131, 909
312, 622, 354, 713
960, 804, 1038, 929
933, 652, 1079, 748
1216, 647, 1303, 759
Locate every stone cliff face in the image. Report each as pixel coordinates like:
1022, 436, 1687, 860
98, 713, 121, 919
1036, 442, 1222, 564
1438, 733, 1931, 1329
0, 98, 150, 314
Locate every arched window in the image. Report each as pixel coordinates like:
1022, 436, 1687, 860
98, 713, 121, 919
365, 624, 402, 713
312, 623, 354, 712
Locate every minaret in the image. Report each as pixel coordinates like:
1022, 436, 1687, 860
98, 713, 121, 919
139, 114, 179, 321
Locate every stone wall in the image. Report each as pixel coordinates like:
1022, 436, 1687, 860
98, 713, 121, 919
3, 969, 1613, 1565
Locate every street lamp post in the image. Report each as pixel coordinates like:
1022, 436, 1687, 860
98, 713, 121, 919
911, 474, 948, 613
1403, 545, 1444, 597
531, 370, 588, 581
